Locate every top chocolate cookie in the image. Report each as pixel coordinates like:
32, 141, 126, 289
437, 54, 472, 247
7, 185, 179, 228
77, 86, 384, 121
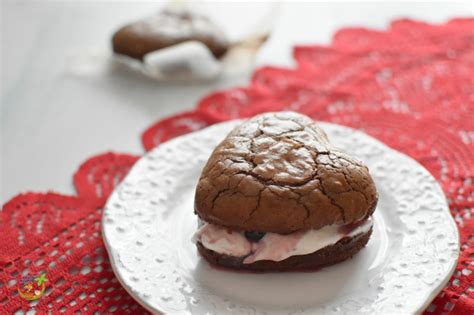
195, 112, 378, 234
112, 9, 229, 60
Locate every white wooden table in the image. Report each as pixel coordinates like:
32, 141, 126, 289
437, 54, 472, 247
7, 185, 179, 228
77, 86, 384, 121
2, 0, 472, 202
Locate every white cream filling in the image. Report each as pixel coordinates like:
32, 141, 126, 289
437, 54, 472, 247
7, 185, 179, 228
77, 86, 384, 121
194, 218, 373, 264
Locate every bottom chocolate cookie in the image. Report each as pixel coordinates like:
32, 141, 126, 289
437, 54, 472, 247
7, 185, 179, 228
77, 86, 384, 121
197, 228, 372, 272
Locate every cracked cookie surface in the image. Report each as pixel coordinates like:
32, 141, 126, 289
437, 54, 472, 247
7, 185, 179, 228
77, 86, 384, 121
195, 112, 378, 234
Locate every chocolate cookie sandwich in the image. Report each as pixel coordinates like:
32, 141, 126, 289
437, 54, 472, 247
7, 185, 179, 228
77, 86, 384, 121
112, 9, 229, 61
193, 112, 378, 271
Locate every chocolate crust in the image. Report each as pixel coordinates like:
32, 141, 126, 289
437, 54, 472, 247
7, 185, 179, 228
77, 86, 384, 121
195, 112, 378, 234
197, 228, 372, 272
112, 10, 228, 61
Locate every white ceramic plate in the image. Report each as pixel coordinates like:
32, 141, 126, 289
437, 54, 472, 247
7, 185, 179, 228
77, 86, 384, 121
102, 120, 459, 314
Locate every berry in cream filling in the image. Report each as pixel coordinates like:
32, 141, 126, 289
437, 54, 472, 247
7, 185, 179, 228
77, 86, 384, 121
194, 217, 373, 264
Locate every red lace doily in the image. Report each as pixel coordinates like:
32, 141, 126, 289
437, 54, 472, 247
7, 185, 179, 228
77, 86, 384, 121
1, 18, 473, 314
